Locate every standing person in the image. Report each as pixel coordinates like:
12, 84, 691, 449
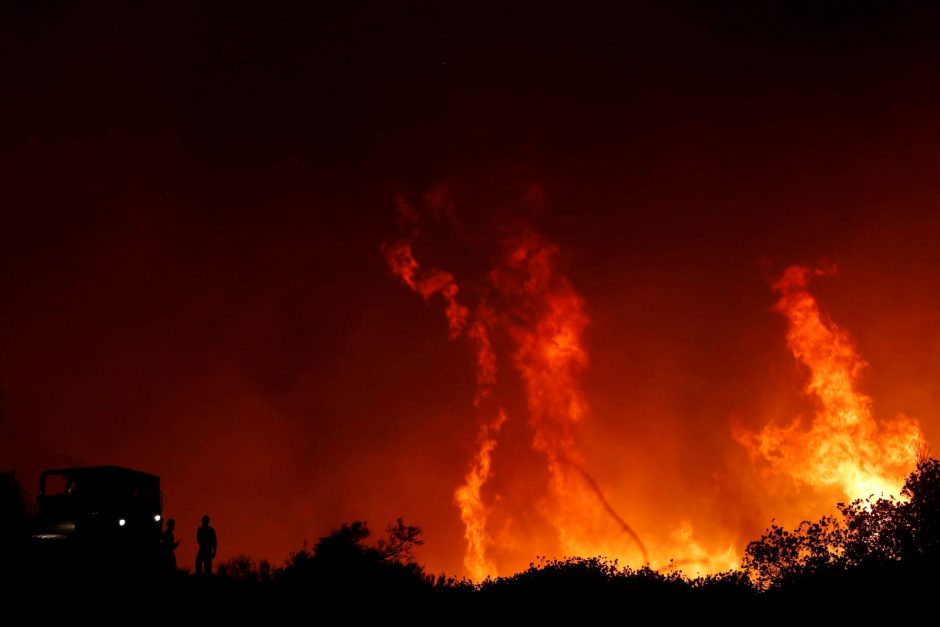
161, 518, 180, 573
195, 515, 217, 575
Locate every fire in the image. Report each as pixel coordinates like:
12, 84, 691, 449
382, 209, 508, 579
454, 307, 506, 580
736, 265, 924, 501
490, 232, 648, 564
384, 192, 926, 580
467, 304, 498, 404
454, 408, 506, 580
384, 207, 650, 578
659, 521, 740, 574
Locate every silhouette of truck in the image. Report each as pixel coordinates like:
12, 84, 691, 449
30, 466, 163, 549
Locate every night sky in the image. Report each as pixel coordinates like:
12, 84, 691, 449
4, 1, 940, 575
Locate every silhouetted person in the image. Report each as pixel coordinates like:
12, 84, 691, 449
195, 515, 217, 575
161, 518, 180, 573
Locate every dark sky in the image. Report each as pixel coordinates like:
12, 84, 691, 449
4, 1, 940, 575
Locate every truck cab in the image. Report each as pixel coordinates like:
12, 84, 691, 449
32, 466, 163, 548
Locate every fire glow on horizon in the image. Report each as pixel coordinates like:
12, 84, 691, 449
383, 192, 926, 580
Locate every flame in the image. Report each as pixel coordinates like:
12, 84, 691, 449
736, 265, 924, 501
658, 521, 740, 574
490, 234, 587, 458
385, 215, 651, 577
454, 306, 506, 579
454, 408, 506, 580
386, 194, 928, 580
382, 216, 507, 579
491, 232, 648, 565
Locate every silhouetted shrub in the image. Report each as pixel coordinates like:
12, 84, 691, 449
744, 457, 940, 591
5, 459, 940, 611
276, 519, 435, 599
217, 554, 273, 585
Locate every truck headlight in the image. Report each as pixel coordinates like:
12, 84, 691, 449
118, 518, 126, 527
154, 514, 161, 522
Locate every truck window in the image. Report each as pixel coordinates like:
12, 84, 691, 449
43, 473, 69, 497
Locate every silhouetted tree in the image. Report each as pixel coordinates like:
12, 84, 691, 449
901, 456, 940, 557
0, 471, 26, 540
312, 520, 373, 563
831, 458, 940, 569
277, 519, 434, 598
838, 495, 911, 566
744, 457, 940, 590
742, 516, 846, 589
377, 517, 423, 563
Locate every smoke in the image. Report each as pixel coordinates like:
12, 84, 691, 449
381, 239, 468, 339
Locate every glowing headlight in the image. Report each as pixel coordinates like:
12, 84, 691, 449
154, 514, 162, 522
118, 518, 126, 527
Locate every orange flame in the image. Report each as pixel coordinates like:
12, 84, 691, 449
491, 232, 648, 564
454, 408, 506, 580
736, 265, 924, 501
454, 306, 506, 579
382, 220, 506, 579
386, 192, 932, 577
385, 219, 650, 576
491, 234, 587, 457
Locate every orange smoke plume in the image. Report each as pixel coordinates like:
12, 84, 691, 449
467, 304, 498, 404
381, 239, 469, 339
490, 234, 587, 457
736, 265, 924, 501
